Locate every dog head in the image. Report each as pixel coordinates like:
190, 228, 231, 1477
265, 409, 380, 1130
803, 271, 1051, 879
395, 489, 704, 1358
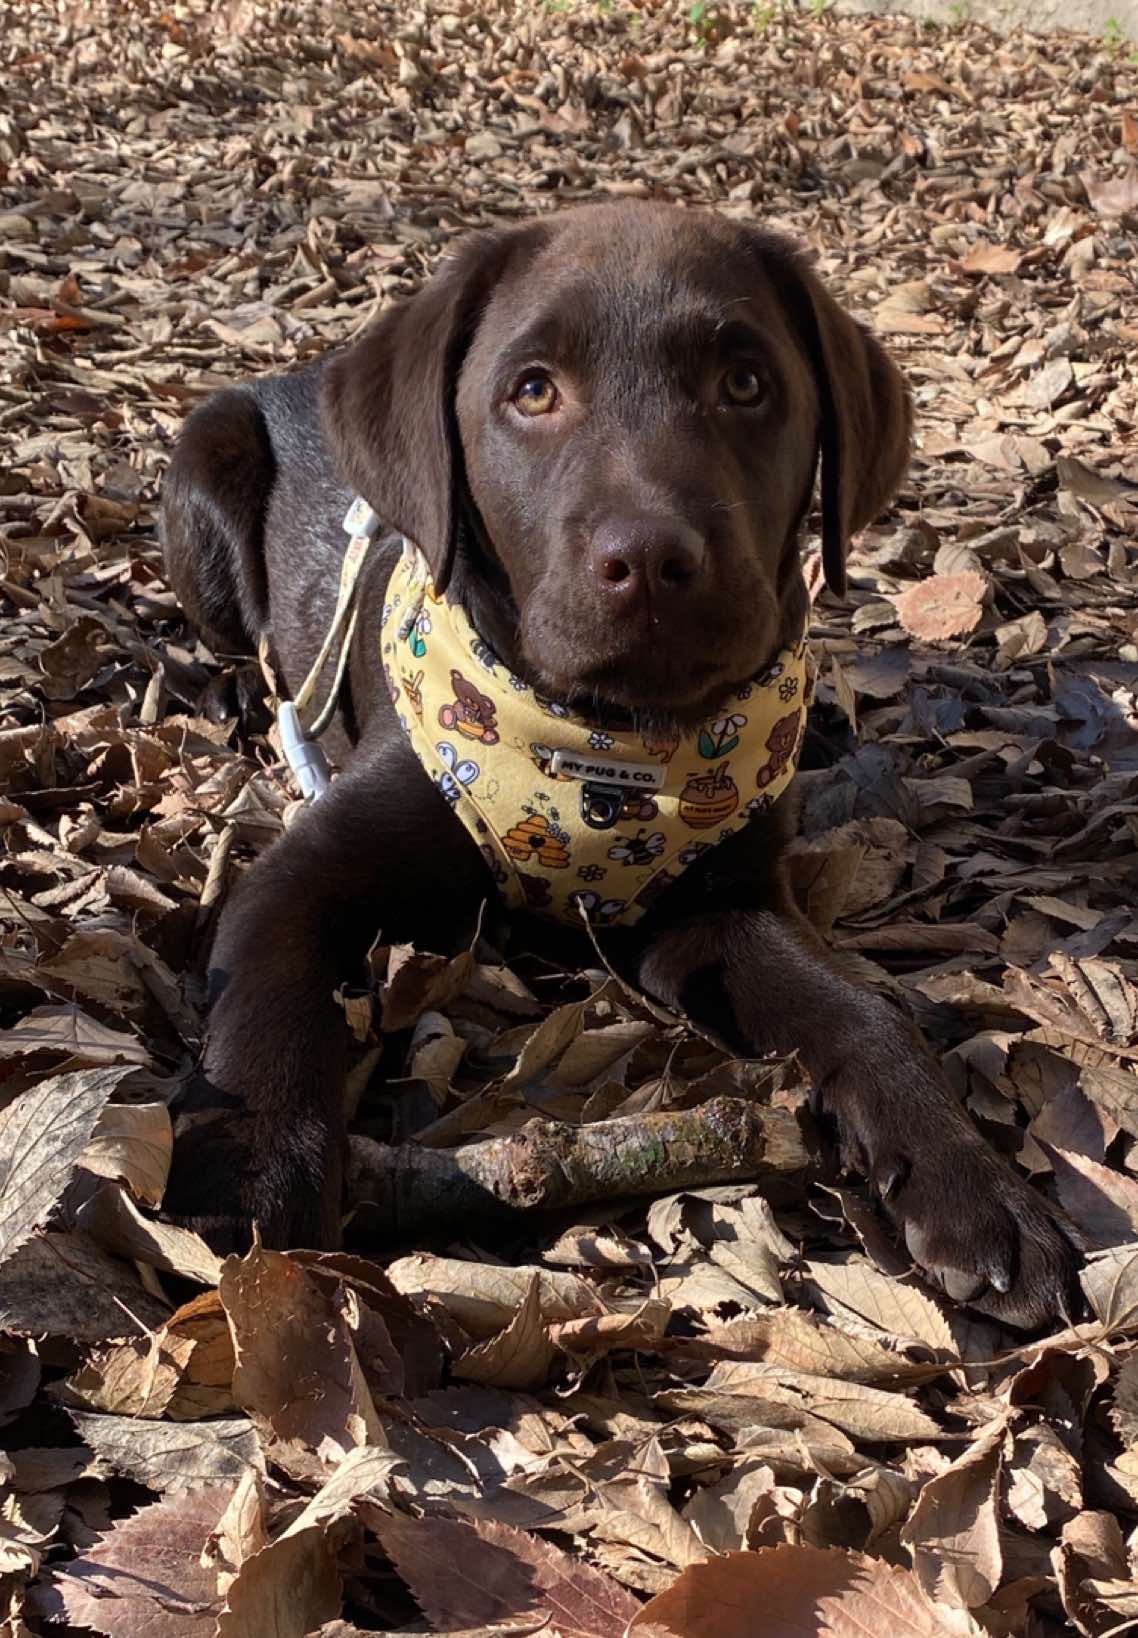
323, 202, 910, 721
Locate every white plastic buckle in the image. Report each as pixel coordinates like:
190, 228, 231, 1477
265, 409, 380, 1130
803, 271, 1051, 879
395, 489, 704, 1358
279, 700, 332, 802
342, 496, 380, 539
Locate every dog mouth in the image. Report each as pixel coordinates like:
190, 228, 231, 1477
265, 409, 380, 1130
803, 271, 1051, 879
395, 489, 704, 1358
530, 645, 757, 731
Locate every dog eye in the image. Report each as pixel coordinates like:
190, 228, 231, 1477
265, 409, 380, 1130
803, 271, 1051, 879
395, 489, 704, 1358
721, 366, 764, 407
512, 372, 559, 417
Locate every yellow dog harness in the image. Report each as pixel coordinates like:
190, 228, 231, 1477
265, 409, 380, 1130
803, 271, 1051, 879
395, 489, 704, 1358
378, 545, 812, 929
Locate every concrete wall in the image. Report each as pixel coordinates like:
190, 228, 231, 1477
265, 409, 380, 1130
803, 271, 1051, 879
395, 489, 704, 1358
839, 0, 1138, 41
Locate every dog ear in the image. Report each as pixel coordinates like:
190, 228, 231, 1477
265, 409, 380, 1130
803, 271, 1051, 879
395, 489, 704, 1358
321, 228, 531, 595
757, 235, 912, 599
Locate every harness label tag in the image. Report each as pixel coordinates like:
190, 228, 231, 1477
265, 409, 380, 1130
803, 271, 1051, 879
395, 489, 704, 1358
550, 750, 666, 790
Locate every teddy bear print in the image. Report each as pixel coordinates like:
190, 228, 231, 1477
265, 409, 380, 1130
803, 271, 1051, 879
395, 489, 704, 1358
755, 708, 803, 790
438, 669, 500, 745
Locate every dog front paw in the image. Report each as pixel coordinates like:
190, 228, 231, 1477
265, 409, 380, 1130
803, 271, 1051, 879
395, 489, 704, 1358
821, 1062, 1082, 1330
883, 1139, 1082, 1330
164, 1105, 343, 1255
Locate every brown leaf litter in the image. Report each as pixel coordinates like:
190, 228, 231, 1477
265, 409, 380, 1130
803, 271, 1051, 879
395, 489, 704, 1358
2, 0, 1138, 1632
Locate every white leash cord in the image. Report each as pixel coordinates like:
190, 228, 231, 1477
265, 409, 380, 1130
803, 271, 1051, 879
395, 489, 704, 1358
274, 497, 379, 802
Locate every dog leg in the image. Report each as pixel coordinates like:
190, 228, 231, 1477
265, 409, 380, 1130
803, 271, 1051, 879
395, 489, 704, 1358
164, 744, 488, 1252
637, 906, 1081, 1329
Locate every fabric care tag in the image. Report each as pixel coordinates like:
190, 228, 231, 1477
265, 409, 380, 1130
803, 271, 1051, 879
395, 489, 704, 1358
549, 750, 666, 789
342, 496, 380, 537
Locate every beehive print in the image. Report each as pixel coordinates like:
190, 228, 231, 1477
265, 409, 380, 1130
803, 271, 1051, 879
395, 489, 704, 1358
502, 813, 571, 869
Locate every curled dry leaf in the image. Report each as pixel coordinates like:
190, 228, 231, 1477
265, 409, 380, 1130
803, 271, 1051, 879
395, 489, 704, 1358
892, 572, 989, 642
75, 1182, 223, 1286
219, 1244, 382, 1472
201, 1467, 268, 1595
217, 1449, 402, 1637
387, 1255, 602, 1338
453, 1274, 558, 1391
61, 1289, 237, 1420
78, 1100, 172, 1208
549, 1297, 670, 1358
901, 1413, 1008, 1612
1052, 1510, 1132, 1636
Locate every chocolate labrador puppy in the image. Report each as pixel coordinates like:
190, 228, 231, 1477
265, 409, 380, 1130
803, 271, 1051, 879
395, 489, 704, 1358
161, 201, 1078, 1328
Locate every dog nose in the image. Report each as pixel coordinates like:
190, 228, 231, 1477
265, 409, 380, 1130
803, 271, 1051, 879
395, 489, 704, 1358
589, 516, 706, 603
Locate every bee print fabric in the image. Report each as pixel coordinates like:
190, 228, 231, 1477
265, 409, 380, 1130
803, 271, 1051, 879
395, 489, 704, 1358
380, 545, 813, 928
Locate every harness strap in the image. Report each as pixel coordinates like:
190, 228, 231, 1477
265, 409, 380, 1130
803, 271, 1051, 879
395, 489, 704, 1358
273, 497, 380, 801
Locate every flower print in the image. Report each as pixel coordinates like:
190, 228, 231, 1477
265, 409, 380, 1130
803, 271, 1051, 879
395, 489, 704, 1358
778, 675, 799, 702
736, 684, 753, 701
745, 793, 774, 815
577, 863, 606, 883
509, 673, 528, 691
409, 609, 432, 659
755, 659, 784, 688
588, 731, 615, 751
698, 712, 747, 760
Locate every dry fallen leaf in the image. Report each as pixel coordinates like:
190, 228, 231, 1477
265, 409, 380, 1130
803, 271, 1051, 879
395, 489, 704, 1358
901, 1413, 1007, 1613
28, 1485, 233, 1636
78, 1100, 172, 1208
2, 5, 1138, 1632
958, 239, 1022, 276
219, 1245, 382, 1471
892, 573, 989, 642
0, 1067, 130, 1264
68, 1410, 260, 1495
628, 1544, 973, 1635
375, 1510, 640, 1636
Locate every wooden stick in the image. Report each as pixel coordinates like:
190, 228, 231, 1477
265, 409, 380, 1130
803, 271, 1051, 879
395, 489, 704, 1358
347, 1096, 811, 1238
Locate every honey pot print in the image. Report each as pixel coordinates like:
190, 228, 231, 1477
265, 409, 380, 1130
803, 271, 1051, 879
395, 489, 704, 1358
677, 763, 740, 828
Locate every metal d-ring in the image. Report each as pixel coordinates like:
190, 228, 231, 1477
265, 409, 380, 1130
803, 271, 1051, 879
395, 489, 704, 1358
580, 781, 627, 830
